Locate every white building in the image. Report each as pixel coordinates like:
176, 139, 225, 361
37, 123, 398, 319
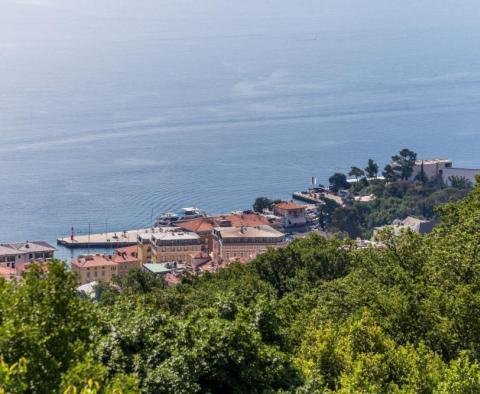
0, 241, 56, 268
443, 167, 480, 186
410, 159, 452, 180
272, 201, 307, 228
411, 159, 480, 185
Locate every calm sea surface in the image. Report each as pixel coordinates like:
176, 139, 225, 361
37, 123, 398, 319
1, 1, 480, 260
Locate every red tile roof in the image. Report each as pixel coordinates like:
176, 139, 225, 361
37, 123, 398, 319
177, 213, 271, 234
72, 255, 118, 268
176, 218, 217, 233
274, 201, 307, 210
113, 246, 139, 264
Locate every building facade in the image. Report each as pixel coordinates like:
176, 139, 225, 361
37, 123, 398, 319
71, 255, 119, 285
72, 246, 141, 285
212, 225, 285, 263
138, 229, 202, 264
443, 167, 480, 186
0, 241, 56, 268
410, 159, 452, 180
273, 201, 307, 228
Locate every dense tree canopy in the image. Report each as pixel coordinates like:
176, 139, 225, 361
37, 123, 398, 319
2, 178, 480, 393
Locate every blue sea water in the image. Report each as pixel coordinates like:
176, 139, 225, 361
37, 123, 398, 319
1, 1, 480, 260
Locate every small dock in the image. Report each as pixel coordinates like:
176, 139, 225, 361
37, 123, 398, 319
293, 191, 344, 206
57, 227, 158, 249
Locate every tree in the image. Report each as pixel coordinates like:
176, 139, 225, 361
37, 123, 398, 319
448, 176, 473, 190
0, 261, 95, 393
391, 148, 417, 180
317, 196, 339, 230
348, 167, 365, 183
253, 197, 273, 213
328, 173, 350, 194
382, 164, 397, 182
414, 160, 428, 184
364, 159, 379, 178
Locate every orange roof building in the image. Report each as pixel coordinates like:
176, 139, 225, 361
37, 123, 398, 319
71, 246, 141, 285
273, 201, 307, 228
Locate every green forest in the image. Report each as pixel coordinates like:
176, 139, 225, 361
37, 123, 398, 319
2, 180, 480, 393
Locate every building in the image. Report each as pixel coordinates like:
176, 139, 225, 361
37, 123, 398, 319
114, 245, 141, 276
71, 246, 141, 285
71, 254, 119, 285
410, 159, 452, 180
138, 229, 202, 264
175, 212, 278, 251
143, 262, 177, 276
137, 227, 193, 264
409, 158, 480, 185
186, 251, 211, 272
273, 201, 307, 228
373, 216, 435, 239
212, 225, 285, 263
0, 241, 56, 268
443, 167, 480, 186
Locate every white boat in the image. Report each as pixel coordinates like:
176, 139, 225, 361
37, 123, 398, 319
179, 207, 205, 220
155, 212, 179, 227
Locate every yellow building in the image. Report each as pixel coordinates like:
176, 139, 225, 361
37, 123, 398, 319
212, 225, 285, 263
71, 254, 118, 285
71, 246, 141, 285
138, 229, 202, 264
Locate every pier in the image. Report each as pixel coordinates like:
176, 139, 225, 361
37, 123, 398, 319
293, 191, 344, 206
57, 227, 162, 248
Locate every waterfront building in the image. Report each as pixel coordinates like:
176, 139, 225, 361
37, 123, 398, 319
137, 227, 180, 264
410, 159, 453, 180
212, 225, 285, 263
443, 167, 480, 186
176, 212, 278, 251
71, 246, 141, 285
0, 241, 56, 268
273, 201, 307, 228
407, 159, 480, 185
138, 229, 202, 264
71, 254, 118, 285
113, 245, 142, 276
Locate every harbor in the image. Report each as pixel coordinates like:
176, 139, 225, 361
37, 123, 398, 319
57, 227, 163, 248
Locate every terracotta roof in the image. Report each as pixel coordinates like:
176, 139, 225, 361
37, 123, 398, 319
72, 255, 118, 269
177, 213, 271, 234
274, 201, 307, 210
176, 218, 217, 233
113, 246, 139, 264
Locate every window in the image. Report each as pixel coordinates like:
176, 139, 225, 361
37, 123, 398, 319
87, 272, 90, 278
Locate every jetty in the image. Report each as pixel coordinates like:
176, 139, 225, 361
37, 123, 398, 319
293, 190, 344, 206
57, 227, 164, 249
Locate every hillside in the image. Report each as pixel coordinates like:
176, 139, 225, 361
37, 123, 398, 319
2, 179, 480, 393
